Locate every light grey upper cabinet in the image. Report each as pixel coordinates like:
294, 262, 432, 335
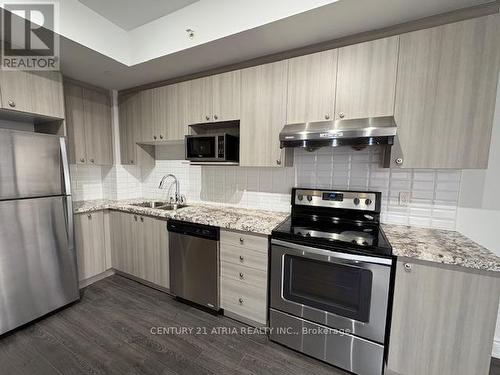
178, 77, 212, 126
240, 60, 289, 167
335, 36, 399, 120
180, 72, 241, 126
394, 15, 500, 169
0, 70, 65, 119
118, 91, 141, 165
64, 81, 113, 165
286, 50, 338, 124
212, 70, 241, 122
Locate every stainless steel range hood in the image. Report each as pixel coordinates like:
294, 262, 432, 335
279, 116, 397, 150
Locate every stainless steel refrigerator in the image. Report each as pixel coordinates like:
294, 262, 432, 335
0, 128, 79, 335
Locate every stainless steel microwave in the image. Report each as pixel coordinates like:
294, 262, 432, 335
185, 134, 239, 162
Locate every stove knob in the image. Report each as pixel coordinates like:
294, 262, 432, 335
365, 199, 373, 206
362, 241, 369, 246
298, 194, 304, 201
351, 240, 358, 244
305, 232, 311, 237
307, 195, 313, 202
353, 197, 360, 205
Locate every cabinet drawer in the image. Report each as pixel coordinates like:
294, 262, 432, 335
221, 276, 267, 324
220, 243, 268, 271
220, 230, 268, 253
221, 261, 267, 289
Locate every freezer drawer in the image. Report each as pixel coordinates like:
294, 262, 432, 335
0, 196, 79, 335
0, 129, 65, 200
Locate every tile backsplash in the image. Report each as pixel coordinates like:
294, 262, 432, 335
70, 145, 461, 230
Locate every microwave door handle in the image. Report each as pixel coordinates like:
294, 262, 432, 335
271, 239, 392, 266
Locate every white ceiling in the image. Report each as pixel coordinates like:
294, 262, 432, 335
78, 0, 199, 30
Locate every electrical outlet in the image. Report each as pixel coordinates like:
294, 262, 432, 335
399, 191, 410, 207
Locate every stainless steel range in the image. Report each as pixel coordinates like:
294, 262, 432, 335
269, 188, 393, 375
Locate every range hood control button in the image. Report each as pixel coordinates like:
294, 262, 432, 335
353, 197, 360, 205
307, 195, 313, 202
365, 199, 372, 206
298, 194, 303, 201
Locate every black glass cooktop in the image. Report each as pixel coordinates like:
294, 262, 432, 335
272, 215, 392, 257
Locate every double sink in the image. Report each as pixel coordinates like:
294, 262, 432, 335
131, 201, 187, 211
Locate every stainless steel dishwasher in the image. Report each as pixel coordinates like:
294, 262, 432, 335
167, 219, 220, 310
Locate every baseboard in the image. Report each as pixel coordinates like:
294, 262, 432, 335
79, 269, 115, 289
493, 339, 500, 359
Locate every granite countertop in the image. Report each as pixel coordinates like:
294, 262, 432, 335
74, 199, 500, 272
382, 224, 500, 273
73, 199, 289, 236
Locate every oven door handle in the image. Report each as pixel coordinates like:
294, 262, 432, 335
271, 239, 393, 266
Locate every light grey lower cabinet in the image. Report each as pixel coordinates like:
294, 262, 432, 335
387, 260, 500, 375
220, 230, 268, 326
75, 211, 107, 281
109, 211, 169, 289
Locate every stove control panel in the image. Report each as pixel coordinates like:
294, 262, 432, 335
294, 189, 380, 212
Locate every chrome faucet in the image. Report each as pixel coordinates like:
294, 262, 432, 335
159, 174, 185, 207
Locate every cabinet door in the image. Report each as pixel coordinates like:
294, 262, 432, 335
335, 36, 398, 120
0, 71, 33, 113
240, 61, 288, 167
118, 92, 140, 165
142, 217, 169, 288
82, 88, 113, 165
152, 86, 168, 141
111, 212, 138, 274
139, 89, 155, 142
394, 15, 500, 169
75, 212, 107, 281
178, 77, 212, 126
287, 50, 337, 123
30, 71, 65, 119
388, 260, 500, 375
212, 70, 241, 122
63, 82, 86, 165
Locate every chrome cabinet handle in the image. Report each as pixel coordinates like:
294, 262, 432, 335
214, 114, 218, 120
395, 158, 404, 165
153, 136, 157, 140
338, 112, 345, 119
159, 135, 164, 139
134, 215, 137, 221
239, 255, 244, 262
8, 100, 15, 108
140, 217, 144, 222
80, 158, 85, 163
87, 214, 92, 219
239, 272, 244, 280
238, 298, 244, 305
325, 114, 330, 120
205, 115, 210, 121
90, 158, 95, 163
239, 237, 244, 244
276, 159, 282, 166
130, 160, 134, 164
404, 263, 412, 272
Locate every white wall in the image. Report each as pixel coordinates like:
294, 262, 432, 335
457, 72, 500, 358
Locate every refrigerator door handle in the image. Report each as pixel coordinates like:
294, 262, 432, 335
59, 137, 72, 196
63, 196, 75, 253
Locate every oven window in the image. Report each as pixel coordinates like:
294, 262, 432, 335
283, 255, 373, 322
187, 137, 215, 159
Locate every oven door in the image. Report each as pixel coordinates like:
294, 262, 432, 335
270, 239, 392, 344
186, 136, 218, 161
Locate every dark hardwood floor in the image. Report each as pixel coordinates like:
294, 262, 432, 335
0, 274, 498, 375
0, 275, 346, 375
